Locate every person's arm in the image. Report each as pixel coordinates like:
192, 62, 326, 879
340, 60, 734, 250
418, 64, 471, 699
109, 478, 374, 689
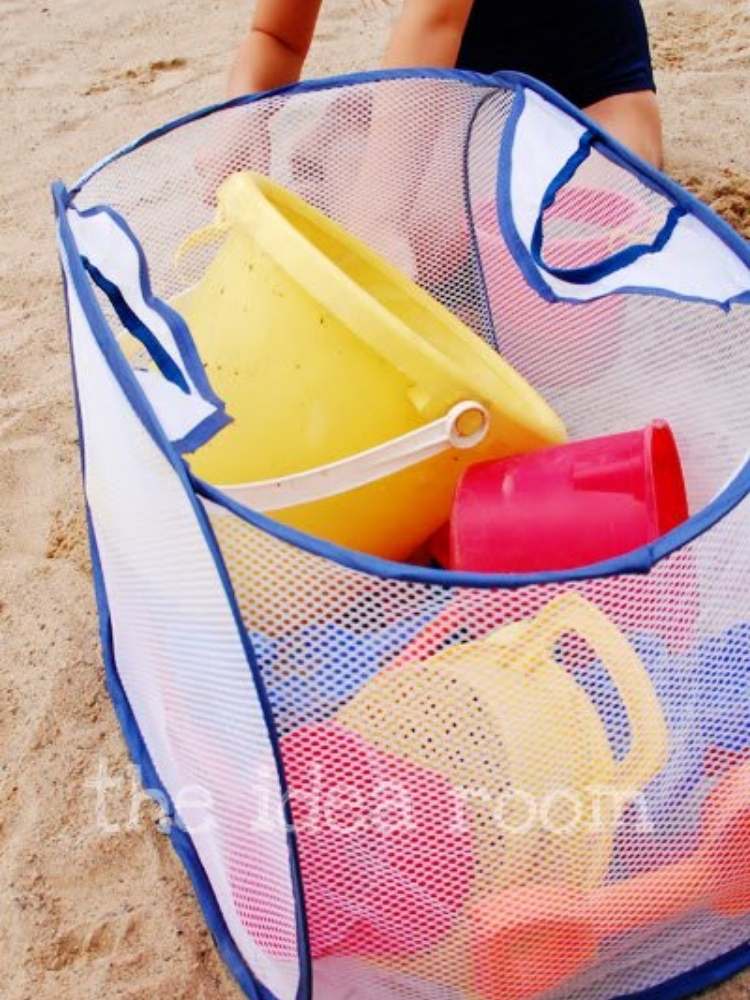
382, 0, 474, 69
337, 1, 474, 277
228, 0, 323, 98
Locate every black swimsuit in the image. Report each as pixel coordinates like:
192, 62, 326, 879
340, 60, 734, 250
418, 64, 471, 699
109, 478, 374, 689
457, 0, 656, 109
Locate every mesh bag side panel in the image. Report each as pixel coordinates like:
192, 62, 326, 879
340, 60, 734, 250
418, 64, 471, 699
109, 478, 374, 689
74, 77, 502, 347
208, 496, 750, 1000
61, 257, 302, 1000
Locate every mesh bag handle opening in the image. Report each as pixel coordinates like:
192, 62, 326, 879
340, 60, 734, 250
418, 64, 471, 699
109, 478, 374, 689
530, 131, 685, 286
65, 201, 229, 453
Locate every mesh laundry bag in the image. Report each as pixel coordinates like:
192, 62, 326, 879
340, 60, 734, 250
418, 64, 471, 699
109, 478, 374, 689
53, 70, 750, 1000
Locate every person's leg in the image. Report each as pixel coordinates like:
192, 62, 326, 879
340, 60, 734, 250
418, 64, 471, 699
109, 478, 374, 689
584, 90, 664, 170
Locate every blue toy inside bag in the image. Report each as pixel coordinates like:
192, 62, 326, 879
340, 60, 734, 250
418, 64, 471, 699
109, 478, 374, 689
608, 627, 750, 874
55, 67, 750, 1000
698, 623, 750, 755
251, 613, 434, 733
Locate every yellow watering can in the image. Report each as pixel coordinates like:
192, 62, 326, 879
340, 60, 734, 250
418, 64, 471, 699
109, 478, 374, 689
337, 593, 670, 994
174, 172, 566, 559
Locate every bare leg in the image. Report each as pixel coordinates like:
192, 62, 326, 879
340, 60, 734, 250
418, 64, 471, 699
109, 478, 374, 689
584, 90, 664, 170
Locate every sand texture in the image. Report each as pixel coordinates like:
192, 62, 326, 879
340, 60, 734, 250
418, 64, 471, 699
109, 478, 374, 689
1, 0, 749, 997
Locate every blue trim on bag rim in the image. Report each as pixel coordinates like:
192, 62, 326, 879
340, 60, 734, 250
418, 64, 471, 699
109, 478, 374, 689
70, 65, 750, 312
495, 87, 557, 303
70, 67, 494, 195
529, 130, 687, 285
54, 181, 312, 1000
613, 939, 750, 1000
192, 450, 750, 588
69, 66, 750, 274
166, 403, 233, 457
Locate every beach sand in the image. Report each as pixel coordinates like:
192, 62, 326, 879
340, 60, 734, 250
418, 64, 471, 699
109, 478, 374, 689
1, 1, 749, 997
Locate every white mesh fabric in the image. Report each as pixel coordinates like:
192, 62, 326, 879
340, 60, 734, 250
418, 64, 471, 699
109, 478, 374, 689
65, 72, 750, 1000
75, 77, 503, 349
208, 500, 750, 1000
58, 247, 301, 1000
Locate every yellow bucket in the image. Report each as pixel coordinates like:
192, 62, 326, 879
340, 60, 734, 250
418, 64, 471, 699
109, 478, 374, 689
175, 172, 566, 559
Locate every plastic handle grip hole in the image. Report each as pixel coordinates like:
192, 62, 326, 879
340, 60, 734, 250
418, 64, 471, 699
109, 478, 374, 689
450, 402, 490, 450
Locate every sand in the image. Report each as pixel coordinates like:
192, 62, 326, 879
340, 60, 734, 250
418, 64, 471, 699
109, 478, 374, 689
1, 1, 749, 997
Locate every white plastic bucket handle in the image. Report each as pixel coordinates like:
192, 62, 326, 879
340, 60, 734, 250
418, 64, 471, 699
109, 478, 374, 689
210, 401, 489, 513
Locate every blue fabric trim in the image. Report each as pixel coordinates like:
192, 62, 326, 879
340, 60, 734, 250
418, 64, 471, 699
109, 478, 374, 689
536, 127, 596, 216
191, 451, 750, 589
613, 940, 750, 1000
83, 260, 190, 393
69, 66, 750, 276
572, 282, 750, 314
496, 70, 750, 265
69, 66, 750, 310
54, 181, 312, 1000
69, 200, 231, 452
70, 68, 494, 196
537, 201, 686, 286
530, 129, 597, 277
72, 202, 226, 409
496, 86, 559, 303
169, 407, 234, 457
496, 90, 750, 312
529, 130, 687, 285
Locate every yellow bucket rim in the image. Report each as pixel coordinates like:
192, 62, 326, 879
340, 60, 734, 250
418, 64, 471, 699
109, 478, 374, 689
214, 172, 567, 445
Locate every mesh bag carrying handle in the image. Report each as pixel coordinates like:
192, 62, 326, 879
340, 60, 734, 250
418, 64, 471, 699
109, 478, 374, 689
505, 87, 750, 305
530, 131, 685, 286
65, 202, 229, 453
